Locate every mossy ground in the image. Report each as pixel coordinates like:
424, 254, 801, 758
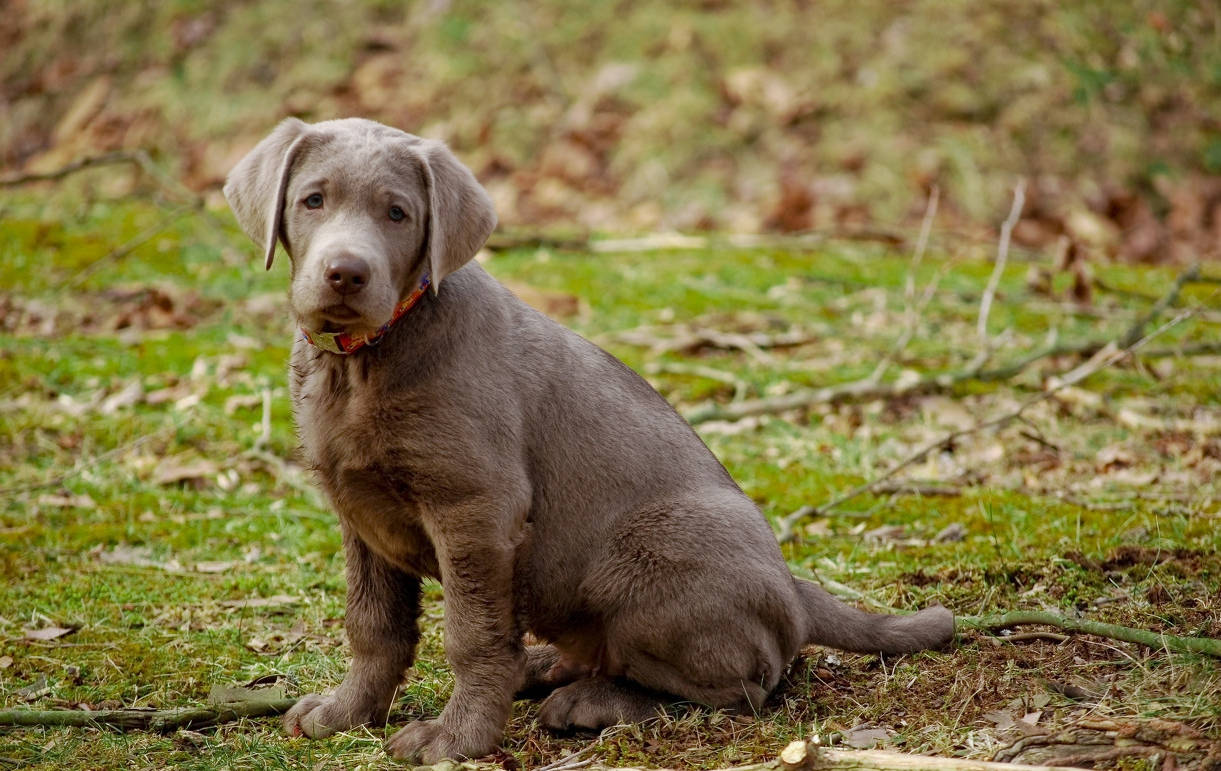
0, 191, 1218, 769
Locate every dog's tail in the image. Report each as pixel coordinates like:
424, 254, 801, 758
794, 578, 954, 654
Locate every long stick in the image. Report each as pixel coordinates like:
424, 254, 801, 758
958, 611, 1221, 658
0, 698, 297, 732
402, 741, 1090, 771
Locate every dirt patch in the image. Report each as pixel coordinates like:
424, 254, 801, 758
1064, 546, 1210, 574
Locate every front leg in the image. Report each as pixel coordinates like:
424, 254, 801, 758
285, 523, 422, 738
386, 524, 524, 763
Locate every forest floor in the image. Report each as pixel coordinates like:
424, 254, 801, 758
0, 187, 1219, 769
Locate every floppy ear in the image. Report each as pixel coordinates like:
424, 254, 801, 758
419, 140, 497, 292
223, 118, 310, 270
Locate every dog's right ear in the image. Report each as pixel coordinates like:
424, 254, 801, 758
223, 118, 310, 270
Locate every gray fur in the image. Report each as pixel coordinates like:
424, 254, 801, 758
224, 118, 954, 764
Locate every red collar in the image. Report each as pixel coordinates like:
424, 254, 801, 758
301, 273, 431, 354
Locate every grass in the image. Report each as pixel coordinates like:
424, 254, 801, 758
0, 190, 1219, 769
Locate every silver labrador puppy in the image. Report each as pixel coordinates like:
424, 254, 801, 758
224, 117, 954, 764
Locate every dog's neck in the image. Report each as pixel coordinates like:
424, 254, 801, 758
301, 273, 432, 355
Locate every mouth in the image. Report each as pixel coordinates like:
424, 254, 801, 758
316, 304, 367, 334
321, 304, 361, 323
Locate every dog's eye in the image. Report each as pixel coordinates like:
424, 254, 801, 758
388, 205, 406, 222
304, 193, 324, 209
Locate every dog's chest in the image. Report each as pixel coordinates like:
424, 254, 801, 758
292, 351, 439, 577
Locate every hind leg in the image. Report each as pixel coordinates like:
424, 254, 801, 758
537, 625, 783, 733
616, 643, 774, 712
538, 677, 664, 731
517, 644, 590, 700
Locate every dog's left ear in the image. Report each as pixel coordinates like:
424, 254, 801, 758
223, 117, 310, 270
418, 140, 497, 293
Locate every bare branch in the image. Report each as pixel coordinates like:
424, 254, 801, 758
959, 610, 1221, 658
0, 149, 201, 206
0, 698, 297, 732
773, 306, 1194, 542
977, 180, 1026, 345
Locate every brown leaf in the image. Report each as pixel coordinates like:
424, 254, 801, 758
153, 457, 218, 486
764, 170, 814, 233
23, 626, 77, 641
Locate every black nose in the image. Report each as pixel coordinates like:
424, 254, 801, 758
324, 255, 370, 296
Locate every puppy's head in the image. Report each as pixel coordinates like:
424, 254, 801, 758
223, 117, 496, 338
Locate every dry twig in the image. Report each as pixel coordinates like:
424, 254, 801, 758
773, 308, 1193, 541
0, 699, 297, 732
0, 149, 200, 205
976, 181, 1026, 346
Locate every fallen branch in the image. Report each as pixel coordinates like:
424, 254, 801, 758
869, 187, 943, 385
778, 741, 1086, 771
407, 740, 1089, 771
0, 698, 297, 732
772, 308, 1193, 541
1119, 263, 1199, 347
486, 228, 911, 255
977, 181, 1026, 346
958, 611, 1221, 658
1141, 340, 1221, 358
0, 149, 201, 206
1, 151, 154, 188
67, 204, 194, 286
685, 263, 1206, 427
681, 331, 1108, 425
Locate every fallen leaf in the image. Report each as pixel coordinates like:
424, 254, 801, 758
0, 655, 13, 668
864, 524, 907, 542
842, 725, 896, 749
23, 626, 77, 641
16, 675, 51, 701
1096, 445, 1136, 472
153, 457, 218, 486
934, 522, 967, 543
984, 710, 1016, 731
193, 560, 238, 573
244, 630, 304, 653
1020, 711, 1043, 726
99, 381, 144, 414
219, 594, 300, 609
94, 544, 184, 572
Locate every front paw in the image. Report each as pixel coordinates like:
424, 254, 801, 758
385, 718, 498, 764
283, 692, 380, 739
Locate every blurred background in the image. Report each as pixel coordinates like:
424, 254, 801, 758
3, 0, 1219, 261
